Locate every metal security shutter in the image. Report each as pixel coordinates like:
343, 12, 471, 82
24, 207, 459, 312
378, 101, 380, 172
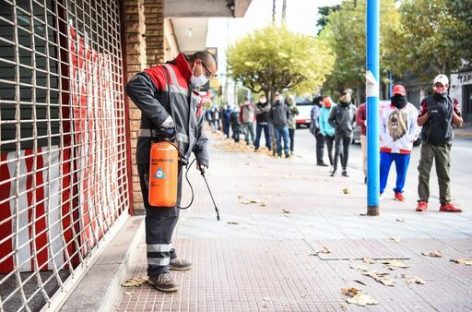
0, 0, 129, 310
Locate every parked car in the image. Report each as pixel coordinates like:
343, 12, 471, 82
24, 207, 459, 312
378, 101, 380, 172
295, 97, 314, 128
352, 100, 421, 146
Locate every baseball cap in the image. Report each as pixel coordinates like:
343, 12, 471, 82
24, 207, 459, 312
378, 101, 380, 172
433, 74, 449, 86
392, 84, 406, 96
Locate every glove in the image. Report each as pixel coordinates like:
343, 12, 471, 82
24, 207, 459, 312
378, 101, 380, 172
197, 160, 208, 174
157, 128, 176, 141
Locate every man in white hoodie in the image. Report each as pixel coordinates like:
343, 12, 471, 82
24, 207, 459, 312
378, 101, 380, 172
379, 85, 419, 201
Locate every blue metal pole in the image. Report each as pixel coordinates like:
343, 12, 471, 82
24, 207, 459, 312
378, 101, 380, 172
366, 0, 380, 215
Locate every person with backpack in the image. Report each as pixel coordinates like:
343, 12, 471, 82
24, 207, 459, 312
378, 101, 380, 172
379, 85, 419, 201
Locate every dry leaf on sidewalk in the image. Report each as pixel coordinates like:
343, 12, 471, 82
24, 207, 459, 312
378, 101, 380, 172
395, 217, 405, 222
282, 209, 290, 214
318, 246, 331, 254
388, 237, 401, 243
450, 258, 472, 266
383, 260, 409, 269
341, 287, 359, 297
121, 277, 148, 287
349, 263, 369, 272
342, 288, 378, 306
404, 275, 425, 285
239, 198, 258, 204
362, 257, 375, 264
342, 188, 350, 194
227, 221, 239, 225
362, 271, 395, 287
421, 250, 442, 258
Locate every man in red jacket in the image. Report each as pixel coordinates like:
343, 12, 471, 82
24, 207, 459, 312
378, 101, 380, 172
126, 51, 217, 292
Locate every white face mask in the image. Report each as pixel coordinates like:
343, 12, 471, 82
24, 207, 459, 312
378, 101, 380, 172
190, 73, 208, 88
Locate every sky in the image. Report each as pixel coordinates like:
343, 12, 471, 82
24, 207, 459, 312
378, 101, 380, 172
206, 0, 343, 75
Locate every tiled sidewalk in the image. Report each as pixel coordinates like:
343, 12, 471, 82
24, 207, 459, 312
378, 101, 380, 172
117, 134, 472, 312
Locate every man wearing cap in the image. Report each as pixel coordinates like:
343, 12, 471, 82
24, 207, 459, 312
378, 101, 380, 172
416, 74, 463, 213
379, 85, 419, 201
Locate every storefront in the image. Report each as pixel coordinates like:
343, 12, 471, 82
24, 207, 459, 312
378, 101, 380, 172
0, 0, 129, 310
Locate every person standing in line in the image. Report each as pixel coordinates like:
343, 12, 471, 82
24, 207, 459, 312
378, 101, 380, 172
416, 74, 463, 213
379, 85, 419, 201
356, 102, 367, 183
254, 94, 272, 151
328, 89, 357, 177
318, 96, 336, 168
270, 92, 291, 158
310, 95, 328, 166
286, 95, 299, 155
221, 104, 233, 138
126, 50, 216, 292
239, 97, 256, 146
230, 104, 241, 143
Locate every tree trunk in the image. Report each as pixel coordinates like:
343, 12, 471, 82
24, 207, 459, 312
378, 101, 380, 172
272, 0, 276, 24
282, 0, 287, 24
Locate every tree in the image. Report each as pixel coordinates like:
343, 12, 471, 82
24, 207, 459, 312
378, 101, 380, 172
226, 25, 335, 100
316, 5, 340, 35
386, 0, 471, 80
318, 0, 401, 96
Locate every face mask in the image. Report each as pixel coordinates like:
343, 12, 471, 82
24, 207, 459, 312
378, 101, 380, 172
190, 73, 208, 88
391, 95, 407, 109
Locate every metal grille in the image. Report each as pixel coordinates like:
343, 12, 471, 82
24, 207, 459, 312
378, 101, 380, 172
0, 0, 129, 311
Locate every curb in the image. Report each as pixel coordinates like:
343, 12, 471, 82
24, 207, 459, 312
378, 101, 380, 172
59, 216, 145, 312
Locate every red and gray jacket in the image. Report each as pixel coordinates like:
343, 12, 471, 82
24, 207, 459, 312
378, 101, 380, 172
125, 53, 208, 167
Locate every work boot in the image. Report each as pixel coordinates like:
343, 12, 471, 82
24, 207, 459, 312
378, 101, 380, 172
439, 203, 462, 213
169, 258, 192, 271
394, 192, 405, 202
416, 201, 428, 212
148, 273, 179, 292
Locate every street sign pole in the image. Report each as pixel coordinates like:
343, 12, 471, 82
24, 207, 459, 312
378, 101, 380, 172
366, 0, 380, 215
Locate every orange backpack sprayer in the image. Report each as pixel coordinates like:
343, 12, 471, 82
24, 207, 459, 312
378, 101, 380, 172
148, 140, 178, 207
147, 128, 220, 220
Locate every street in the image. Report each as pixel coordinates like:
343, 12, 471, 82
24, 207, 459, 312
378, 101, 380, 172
295, 128, 472, 209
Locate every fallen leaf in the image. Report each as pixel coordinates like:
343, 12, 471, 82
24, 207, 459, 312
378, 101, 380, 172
349, 263, 369, 271
344, 291, 378, 306
239, 199, 258, 204
450, 258, 472, 266
227, 221, 239, 225
316, 246, 331, 254
388, 237, 401, 243
340, 303, 348, 310
261, 297, 271, 302
342, 188, 350, 194
354, 280, 367, 286
259, 202, 267, 207
341, 287, 359, 297
422, 251, 442, 258
362, 271, 395, 287
405, 276, 425, 285
282, 209, 290, 214
396, 217, 405, 222
362, 257, 375, 264
121, 277, 148, 287
383, 260, 409, 269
